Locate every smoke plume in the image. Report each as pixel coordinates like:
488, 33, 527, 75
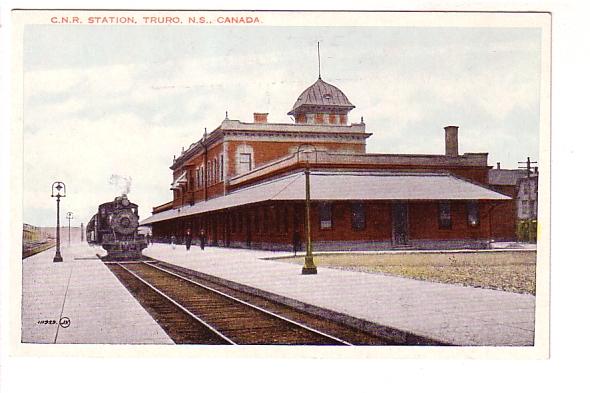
109, 174, 132, 195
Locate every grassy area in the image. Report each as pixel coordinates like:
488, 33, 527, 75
282, 251, 537, 295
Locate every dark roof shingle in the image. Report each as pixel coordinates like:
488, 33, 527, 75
288, 78, 355, 115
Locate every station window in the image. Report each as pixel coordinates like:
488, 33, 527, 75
282, 206, 289, 233
262, 207, 269, 233
351, 202, 365, 230
439, 201, 452, 229
254, 208, 260, 233
220, 154, 224, 181
328, 113, 337, 124
272, 205, 279, 233
239, 153, 252, 173
315, 113, 324, 124
319, 202, 333, 229
213, 158, 218, 183
467, 201, 480, 227
521, 200, 529, 216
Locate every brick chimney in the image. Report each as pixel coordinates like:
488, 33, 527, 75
444, 126, 459, 157
253, 113, 268, 123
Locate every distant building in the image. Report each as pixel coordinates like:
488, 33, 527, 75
141, 75, 514, 250
516, 172, 539, 220
23, 223, 43, 243
488, 163, 539, 242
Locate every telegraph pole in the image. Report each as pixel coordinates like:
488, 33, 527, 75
518, 157, 538, 178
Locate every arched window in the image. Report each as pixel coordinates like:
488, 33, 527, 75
213, 158, 219, 183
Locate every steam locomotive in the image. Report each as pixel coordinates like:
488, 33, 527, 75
87, 194, 147, 261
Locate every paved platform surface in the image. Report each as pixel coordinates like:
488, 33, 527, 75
21, 242, 173, 344
144, 244, 536, 346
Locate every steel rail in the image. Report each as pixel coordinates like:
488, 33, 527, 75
142, 262, 354, 346
116, 263, 236, 345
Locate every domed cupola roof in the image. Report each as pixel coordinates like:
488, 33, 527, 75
288, 77, 355, 116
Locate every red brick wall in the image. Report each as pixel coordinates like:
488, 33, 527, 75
448, 167, 489, 185
408, 201, 489, 240
172, 142, 226, 207
310, 201, 391, 242
488, 185, 517, 241
489, 201, 517, 241
226, 140, 366, 178
153, 200, 500, 247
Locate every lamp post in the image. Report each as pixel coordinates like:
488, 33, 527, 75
297, 145, 318, 275
66, 212, 73, 246
51, 182, 66, 262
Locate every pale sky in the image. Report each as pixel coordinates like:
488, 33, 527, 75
23, 23, 542, 227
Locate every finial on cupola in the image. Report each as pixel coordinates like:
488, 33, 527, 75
225, 111, 229, 120
317, 41, 322, 80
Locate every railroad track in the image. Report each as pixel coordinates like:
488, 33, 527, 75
108, 262, 394, 345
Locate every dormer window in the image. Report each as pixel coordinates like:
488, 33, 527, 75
322, 93, 332, 100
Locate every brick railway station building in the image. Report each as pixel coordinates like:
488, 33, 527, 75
141, 75, 514, 250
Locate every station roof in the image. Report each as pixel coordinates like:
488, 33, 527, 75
140, 171, 510, 226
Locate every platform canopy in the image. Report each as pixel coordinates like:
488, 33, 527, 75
140, 171, 510, 225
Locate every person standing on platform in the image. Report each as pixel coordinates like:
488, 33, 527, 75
171, 234, 176, 250
185, 228, 192, 251
199, 229, 206, 250
292, 230, 301, 256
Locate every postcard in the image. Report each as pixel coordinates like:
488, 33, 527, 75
9, 9, 550, 359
